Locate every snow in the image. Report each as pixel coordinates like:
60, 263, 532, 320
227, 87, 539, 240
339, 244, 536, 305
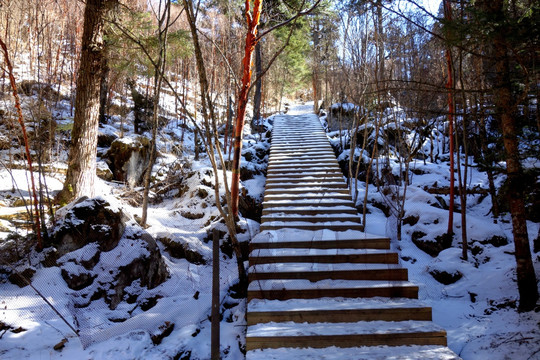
248, 279, 416, 292
247, 320, 443, 337
248, 297, 428, 312
247, 346, 461, 360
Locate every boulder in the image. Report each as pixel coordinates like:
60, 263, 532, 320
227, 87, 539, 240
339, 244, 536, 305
429, 269, 463, 285
411, 231, 452, 257
7, 266, 36, 287
53, 197, 169, 309
105, 136, 151, 188
96, 160, 113, 181
159, 236, 206, 265
51, 197, 129, 257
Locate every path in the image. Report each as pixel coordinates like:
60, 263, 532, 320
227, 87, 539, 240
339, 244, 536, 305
246, 113, 460, 359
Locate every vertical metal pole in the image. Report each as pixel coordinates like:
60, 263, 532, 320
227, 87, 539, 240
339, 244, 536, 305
211, 228, 220, 360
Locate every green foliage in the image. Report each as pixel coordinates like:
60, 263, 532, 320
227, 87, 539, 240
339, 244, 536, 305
106, 5, 192, 81
273, 17, 311, 94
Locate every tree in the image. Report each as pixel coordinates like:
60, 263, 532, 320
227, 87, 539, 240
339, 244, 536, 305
56, 0, 117, 204
476, 0, 538, 311
230, 0, 264, 217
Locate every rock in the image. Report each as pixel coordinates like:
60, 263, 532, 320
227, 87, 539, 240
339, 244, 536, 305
55, 208, 169, 309
411, 231, 452, 257
429, 269, 463, 285
51, 197, 130, 257
239, 191, 262, 223
96, 160, 113, 181
195, 187, 208, 199
159, 236, 206, 265
107, 231, 169, 309
479, 235, 508, 247
0, 233, 34, 265
97, 132, 118, 148
180, 211, 204, 220
105, 136, 151, 188
402, 214, 419, 226
8, 266, 36, 287
60, 265, 97, 290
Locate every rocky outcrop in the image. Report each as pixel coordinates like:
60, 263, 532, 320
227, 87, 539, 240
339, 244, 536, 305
105, 136, 151, 188
52, 197, 169, 309
51, 197, 129, 257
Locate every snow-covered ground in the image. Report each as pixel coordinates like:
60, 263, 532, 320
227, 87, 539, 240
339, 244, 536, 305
0, 101, 539, 360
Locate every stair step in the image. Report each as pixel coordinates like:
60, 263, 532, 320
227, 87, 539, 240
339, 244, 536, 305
246, 321, 445, 350
247, 279, 418, 301
264, 187, 349, 195
265, 182, 347, 189
260, 222, 365, 232
265, 177, 344, 184
263, 194, 352, 202
247, 307, 432, 324
269, 153, 336, 160
261, 215, 360, 224
249, 248, 398, 265
271, 142, 330, 147
262, 207, 357, 216
263, 199, 355, 208
250, 229, 389, 250
250, 238, 389, 250
248, 297, 428, 313
246, 345, 461, 360
266, 170, 343, 177
248, 264, 408, 282
270, 154, 336, 160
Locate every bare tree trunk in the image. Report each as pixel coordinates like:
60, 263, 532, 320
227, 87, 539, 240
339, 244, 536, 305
99, 43, 110, 124
56, 0, 116, 205
230, 0, 263, 217
252, 40, 263, 124
482, 0, 538, 311
141, 0, 171, 227
183, 0, 247, 287
443, 0, 455, 240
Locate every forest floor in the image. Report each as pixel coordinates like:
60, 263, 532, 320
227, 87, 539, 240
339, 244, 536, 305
0, 102, 539, 359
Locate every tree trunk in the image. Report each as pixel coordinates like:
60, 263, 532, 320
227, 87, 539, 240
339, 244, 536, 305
252, 40, 263, 124
443, 0, 455, 239
99, 43, 110, 124
484, 0, 539, 311
230, 0, 263, 217
56, 0, 115, 204
141, 0, 171, 227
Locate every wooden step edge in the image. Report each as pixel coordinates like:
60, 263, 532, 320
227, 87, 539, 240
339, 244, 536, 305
248, 268, 409, 282
246, 307, 433, 325
262, 209, 358, 215
249, 253, 399, 265
263, 202, 355, 209
264, 189, 350, 195
245, 331, 447, 350
249, 238, 390, 250
247, 285, 420, 301
264, 182, 347, 188
264, 178, 345, 184
261, 217, 361, 225
260, 224, 365, 232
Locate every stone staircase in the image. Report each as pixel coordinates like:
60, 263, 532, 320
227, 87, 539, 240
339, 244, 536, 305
245, 114, 460, 359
